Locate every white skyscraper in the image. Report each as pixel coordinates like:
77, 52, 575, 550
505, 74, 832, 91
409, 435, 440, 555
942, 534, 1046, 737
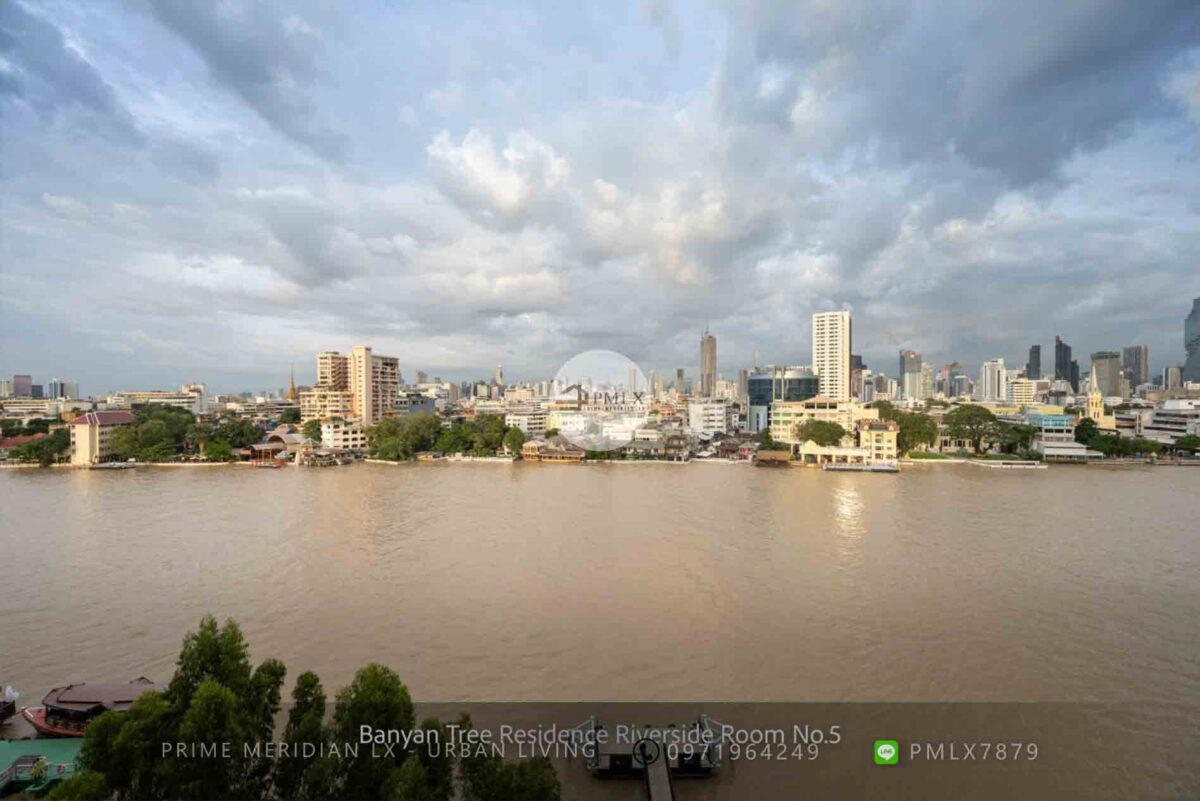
979, 358, 1008, 401
811, 310, 852, 402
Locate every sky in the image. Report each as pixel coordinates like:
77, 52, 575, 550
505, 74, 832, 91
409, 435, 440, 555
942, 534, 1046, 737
2, 0, 1199, 395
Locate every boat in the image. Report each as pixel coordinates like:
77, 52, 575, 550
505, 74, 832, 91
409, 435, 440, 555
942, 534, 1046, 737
252, 458, 287, 468
1, 686, 17, 724
822, 462, 900, 473
21, 678, 154, 737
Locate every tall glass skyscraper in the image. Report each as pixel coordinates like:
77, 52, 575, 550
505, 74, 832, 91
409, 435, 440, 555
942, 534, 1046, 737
1185, 297, 1200, 383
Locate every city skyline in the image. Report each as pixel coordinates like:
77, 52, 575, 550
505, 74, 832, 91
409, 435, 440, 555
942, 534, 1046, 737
3, 2, 1200, 391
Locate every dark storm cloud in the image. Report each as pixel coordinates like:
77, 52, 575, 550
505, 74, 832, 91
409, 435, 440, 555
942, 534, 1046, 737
0, 1, 141, 143
719, 0, 1200, 184
147, 1, 347, 161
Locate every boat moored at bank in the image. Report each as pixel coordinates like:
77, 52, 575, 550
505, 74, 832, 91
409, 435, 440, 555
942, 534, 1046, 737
21, 678, 155, 737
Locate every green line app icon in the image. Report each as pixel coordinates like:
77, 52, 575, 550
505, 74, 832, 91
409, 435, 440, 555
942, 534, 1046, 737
874, 740, 900, 765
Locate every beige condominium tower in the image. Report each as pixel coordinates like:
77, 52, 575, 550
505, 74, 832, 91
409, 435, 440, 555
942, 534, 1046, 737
811, 310, 852, 402
349, 345, 400, 426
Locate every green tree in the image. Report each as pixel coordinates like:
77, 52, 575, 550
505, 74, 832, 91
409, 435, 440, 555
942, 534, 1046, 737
81, 616, 285, 801
943, 404, 998, 454
273, 672, 333, 801
333, 663, 416, 800
110, 425, 142, 460
894, 412, 938, 455
503, 427, 526, 454
795, 419, 847, 447
215, 417, 263, 449
204, 440, 235, 462
10, 428, 70, 466
46, 770, 109, 800
873, 400, 899, 421
996, 423, 1037, 455
279, 407, 301, 424
176, 680, 246, 800
302, 419, 323, 443
1074, 417, 1099, 445
368, 414, 443, 460
1175, 434, 1200, 454
542, 428, 559, 438
457, 715, 559, 801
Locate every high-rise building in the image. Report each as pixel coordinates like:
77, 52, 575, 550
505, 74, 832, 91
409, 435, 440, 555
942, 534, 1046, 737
1184, 297, 1200, 383
812, 310, 851, 401
350, 345, 400, 426
1054, 337, 1076, 391
12, 375, 32, 398
979, 358, 1008, 401
302, 346, 398, 425
699, 327, 717, 398
316, 352, 350, 389
47, 376, 79, 398
494, 365, 504, 386
898, 350, 922, 400
1122, 345, 1149, 388
0, 379, 12, 398
1028, 345, 1041, 380
1163, 365, 1183, 390
1090, 351, 1122, 397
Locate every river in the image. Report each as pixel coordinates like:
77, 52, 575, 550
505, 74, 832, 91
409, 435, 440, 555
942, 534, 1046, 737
1, 462, 1197, 796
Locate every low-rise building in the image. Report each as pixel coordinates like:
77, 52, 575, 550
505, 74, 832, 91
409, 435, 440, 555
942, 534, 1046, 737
686, 400, 735, 436
857, 418, 899, 462
505, 408, 548, 438
769, 397, 879, 447
106, 385, 207, 415
69, 410, 136, 466
320, 418, 367, 452
1027, 414, 1100, 462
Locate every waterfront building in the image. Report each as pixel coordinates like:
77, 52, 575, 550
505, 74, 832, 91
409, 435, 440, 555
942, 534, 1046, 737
505, 408, 548, 438
1140, 399, 1200, 447
1185, 297, 1200, 383
700, 327, 717, 398
687, 400, 735, 436
1027, 414, 1100, 462
768, 397, 879, 448
746, 366, 819, 433
320, 418, 367, 452
69, 410, 135, 466
1028, 345, 1042, 380
856, 418, 899, 462
1090, 351, 1123, 398
812, 311, 852, 402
